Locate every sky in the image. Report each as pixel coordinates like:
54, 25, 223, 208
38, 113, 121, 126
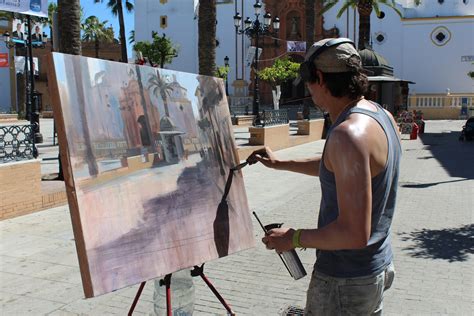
48, 0, 135, 56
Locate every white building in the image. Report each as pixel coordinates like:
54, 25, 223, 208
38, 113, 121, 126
135, 0, 260, 97
135, 0, 474, 117
323, 0, 474, 95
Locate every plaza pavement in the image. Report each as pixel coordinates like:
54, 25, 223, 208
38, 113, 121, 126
1, 119, 473, 315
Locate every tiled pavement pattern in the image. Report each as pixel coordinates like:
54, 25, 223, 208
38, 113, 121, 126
1, 120, 472, 315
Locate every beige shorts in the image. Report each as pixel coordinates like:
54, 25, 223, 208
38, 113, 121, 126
305, 263, 395, 315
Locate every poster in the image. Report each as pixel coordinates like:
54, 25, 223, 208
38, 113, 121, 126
14, 56, 38, 76
287, 41, 306, 53
0, 0, 48, 18
0, 53, 8, 67
47, 53, 254, 297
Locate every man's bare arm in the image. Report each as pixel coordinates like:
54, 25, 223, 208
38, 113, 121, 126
248, 147, 321, 176
263, 125, 372, 251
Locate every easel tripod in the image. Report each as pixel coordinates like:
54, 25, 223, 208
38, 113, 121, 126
128, 264, 235, 316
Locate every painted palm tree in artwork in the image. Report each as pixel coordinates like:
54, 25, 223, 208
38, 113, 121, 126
148, 71, 173, 117
82, 16, 114, 58
198, 0, 216, 76
58, 0, 99, 176
321, 0, 402, 49
95, 0, 133, 63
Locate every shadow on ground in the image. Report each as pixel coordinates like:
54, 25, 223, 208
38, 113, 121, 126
418, 131, 474, 179
399, 224, 474, 262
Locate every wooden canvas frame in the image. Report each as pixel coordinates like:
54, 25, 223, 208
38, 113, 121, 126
47, 53, 254, 297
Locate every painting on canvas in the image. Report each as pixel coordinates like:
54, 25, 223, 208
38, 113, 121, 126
47, 53, 254, 297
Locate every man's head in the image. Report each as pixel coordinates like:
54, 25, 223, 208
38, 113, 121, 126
35, 25, 40, 34
299, 38, 368, 100
16, 23, 22, 31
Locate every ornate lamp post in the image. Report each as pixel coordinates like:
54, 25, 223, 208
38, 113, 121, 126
224, 55, 229, 95
233, 1, 280, 126
3, 17, 47, 145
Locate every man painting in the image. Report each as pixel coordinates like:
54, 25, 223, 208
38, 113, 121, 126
249, 38, 401, 315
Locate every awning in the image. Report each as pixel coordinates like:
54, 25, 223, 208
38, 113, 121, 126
368, 76, 415, 84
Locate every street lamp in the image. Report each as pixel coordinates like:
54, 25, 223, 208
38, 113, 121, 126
224, 55, 229, 95
234, 0, 279, 126
3, 17, 47, 146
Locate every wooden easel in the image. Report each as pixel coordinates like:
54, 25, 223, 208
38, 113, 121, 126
128, 264, 235, 316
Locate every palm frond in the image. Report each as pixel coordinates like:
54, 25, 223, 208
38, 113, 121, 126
125, 1, 134, 13
336, 1, 356, 18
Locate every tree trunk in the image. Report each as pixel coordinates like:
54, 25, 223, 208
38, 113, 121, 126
95, 38, 100, 58
305, 0, 315, 47
357, 0, 373, 50
57, 0, 81, 54
58, 0, 98, 177
198, 0, 216, 76
116, 0, 128, 62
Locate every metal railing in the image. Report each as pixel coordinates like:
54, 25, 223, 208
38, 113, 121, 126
261, 109, 289, 127
229, 105, 250, 117
0, 125, 36, 163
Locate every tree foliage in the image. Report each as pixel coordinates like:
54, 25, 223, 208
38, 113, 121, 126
258, 57, 300, 88
321, 0, 402, 49
82, 15, 114, 58
214, 65, 230, 79
94, 0, 133, 62
133, 32, 178, 68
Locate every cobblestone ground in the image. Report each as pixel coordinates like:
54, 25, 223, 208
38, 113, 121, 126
1, 120, 472, 315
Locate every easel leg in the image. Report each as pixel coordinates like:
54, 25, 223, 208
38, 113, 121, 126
163, 274, 172, 316
128, 281, 146, 316
192, 265, 235, 315
128, 274, 172, 316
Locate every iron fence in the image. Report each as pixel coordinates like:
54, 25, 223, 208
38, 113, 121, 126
0, 125, 36, 163
261, 109, 289, 127
229, 105, 250, 117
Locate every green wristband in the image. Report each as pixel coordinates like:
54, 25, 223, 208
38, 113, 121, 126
292, 229, 303, 248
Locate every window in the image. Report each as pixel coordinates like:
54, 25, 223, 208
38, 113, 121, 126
374, 32, 387, 45
160, 16, 168, 29
430, 26, 451, 46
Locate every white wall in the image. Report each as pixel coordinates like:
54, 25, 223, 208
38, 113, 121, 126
135, 1, 199, 75
322, 0, 474, 94
135, 0, 271, 95
400, 18, 474, 93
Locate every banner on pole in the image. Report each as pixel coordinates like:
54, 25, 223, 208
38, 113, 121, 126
0, 0, 48, 18
287, 41, 306, 53
0, 53, 8, 67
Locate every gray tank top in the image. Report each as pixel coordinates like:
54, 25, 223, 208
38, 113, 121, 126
315, 102, 401, 277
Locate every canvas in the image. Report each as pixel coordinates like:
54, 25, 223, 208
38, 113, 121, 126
47, 53, 254, 297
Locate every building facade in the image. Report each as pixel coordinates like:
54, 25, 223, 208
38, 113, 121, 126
323, 0, 474, 94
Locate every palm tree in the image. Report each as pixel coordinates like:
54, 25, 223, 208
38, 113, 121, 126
148, 71, 173, 117
82, 16, 114, 58
58, 0, 98, 177
42, 3, 58, 48
128, 30, 135, 45
198, 0, 216, 76
58, 0, 82, 54
321, 0, 402, 49
94, 0, 134, 63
